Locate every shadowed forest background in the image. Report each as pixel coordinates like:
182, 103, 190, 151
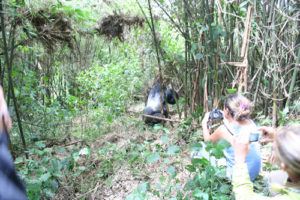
0, 0, 299, 199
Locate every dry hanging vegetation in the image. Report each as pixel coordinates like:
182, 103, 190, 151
26, 10, 73, 50
95, 14, 145, 41
15, 8, 73, 51
13, 7, 145, 51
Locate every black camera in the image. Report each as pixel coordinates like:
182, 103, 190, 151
209, 109, 224, 120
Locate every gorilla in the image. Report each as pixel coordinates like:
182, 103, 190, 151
143, 83, 178, 124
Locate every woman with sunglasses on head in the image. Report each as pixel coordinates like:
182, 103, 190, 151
233, 125, 300, 199
201, 93, 261, 181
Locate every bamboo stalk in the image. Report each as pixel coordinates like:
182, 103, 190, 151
213, 2, 222, 108
184, 0, 189, 118
285, 47, 300, 109
270, 0, 277, 127
191, 60, 200, 113
227, 6, 252, 93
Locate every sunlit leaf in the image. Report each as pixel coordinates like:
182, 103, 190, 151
193, 190, 209, 200
146, 152, 160, 163
167, 166, 176, 178
167, 146, 180, 155
40, 173, 51, 182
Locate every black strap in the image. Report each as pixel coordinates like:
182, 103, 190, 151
223, 122, 235, 136
2, 114, 8, 136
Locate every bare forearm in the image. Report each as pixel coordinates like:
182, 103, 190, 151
202, 126, 211, 141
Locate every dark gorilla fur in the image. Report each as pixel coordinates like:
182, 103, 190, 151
143, 83, 178, 124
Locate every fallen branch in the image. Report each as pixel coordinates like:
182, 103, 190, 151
63, 140, 84, 147
142, 114, 202, 127
142, 114, 182, 122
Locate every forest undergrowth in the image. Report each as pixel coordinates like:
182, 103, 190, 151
14, 102, 271, 200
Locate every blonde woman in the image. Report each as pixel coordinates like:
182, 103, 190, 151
201, 93, 261, 181
233, 125, 300, 199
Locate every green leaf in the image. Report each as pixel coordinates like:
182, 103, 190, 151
35, 141, 46, 149
40, 172, 51, 182
226, 88, 237, 94
189, 142, 203, 152
154, 124, 163, 130
137, 182, 150, 193
75, 8, 84, 16
50, 159, 61, 171
185, 165, 196, 172
191, 43, 197, 53
163, 128, 170, 134
167, 166, 176, 178
211, 139, 231, 158
14, 157, 23, 165
192, 158, 210, 167
202, 25, 209, 32
167, 146, 180, 155
146, 152, 160, 163
193, 190, 209, 200
239, 0, 249, 8
195, 53, 203, 60
44, 188, 55, 198
219, 184, 230, 194
50, 179, 59, 191
161, 135, 168, 144
191, 158, 202, 166
216, 139, 231, 148
73, 152, 79, 161
26, 179, 42, 192
57, 148, 67, 153
42, 156, 50, 164
184, 178, 196, 191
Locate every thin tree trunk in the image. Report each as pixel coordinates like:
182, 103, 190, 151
0, 0, 27, 157
184, 0, 189, 118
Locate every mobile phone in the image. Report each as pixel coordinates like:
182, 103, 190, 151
249, 131, 261, 142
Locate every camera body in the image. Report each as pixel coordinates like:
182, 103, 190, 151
209, 109, 224, 120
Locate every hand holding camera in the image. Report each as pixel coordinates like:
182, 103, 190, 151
259, 126, 275, 144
